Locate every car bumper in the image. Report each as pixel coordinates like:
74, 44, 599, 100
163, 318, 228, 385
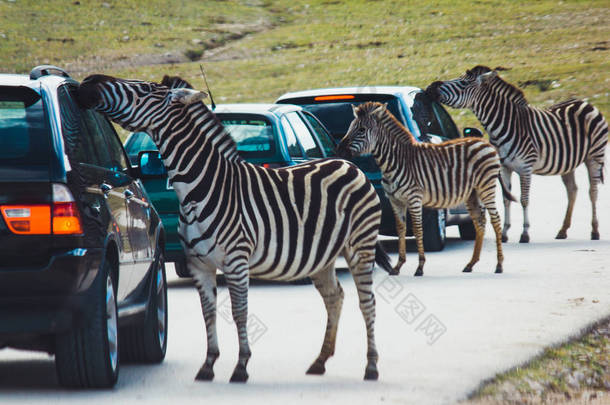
0, 247, 103, 335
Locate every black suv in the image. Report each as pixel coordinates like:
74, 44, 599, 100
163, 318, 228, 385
0, 66, 167, 388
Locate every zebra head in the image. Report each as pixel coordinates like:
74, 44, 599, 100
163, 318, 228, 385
336, 102, 387, 158
426, 65, 498, 109
77, 74, 207, 136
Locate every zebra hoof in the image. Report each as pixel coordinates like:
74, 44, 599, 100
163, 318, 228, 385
229, 365, 249, 383
495, 265, 503, 274
519, 234, 530, 243
195, 366, 214, 381
555, 231, 567, 240
462, 265, 473, 273
413, 269, 423, 277
389, 268, 400, 276
306, 361, 326, 375
364, 367, 379, 381
591, 232, 600, 240
501, 234, 508, 243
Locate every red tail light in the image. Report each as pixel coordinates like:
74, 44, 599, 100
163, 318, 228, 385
0, 184, 83, 235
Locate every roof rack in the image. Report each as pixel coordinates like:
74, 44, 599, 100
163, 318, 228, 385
29, 65, 71, 80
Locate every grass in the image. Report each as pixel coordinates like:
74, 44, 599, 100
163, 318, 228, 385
1, 0, 608, 133
466, 317, 610, 404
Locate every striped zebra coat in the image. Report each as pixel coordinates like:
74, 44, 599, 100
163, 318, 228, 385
77, 75, 392, 382
336, 102, 514, 276
427, 66, 608, 243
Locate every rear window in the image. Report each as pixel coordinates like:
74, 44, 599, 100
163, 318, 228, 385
218, 114, 276, 158
282, 95, 404, 141
0, 86, 51, 173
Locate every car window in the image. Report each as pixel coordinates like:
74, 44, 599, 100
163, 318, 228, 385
125, 132, 157, 164
0, 86, 51, 172
219, 115, 276, 158
94, 113, 130, 172
432, 102, 460, 140
285, 112, 323, 158
59, 85, 112, 168
410, 92, 457, 143
294, 96, 404, 141
280, 116, 303, 158
301, 111, 335, 156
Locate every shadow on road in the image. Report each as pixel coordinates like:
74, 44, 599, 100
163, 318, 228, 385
0, 358, 59, 390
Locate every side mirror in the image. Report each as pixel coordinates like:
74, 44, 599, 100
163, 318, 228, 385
138, 150, 167, 177
463, 127, 483, 138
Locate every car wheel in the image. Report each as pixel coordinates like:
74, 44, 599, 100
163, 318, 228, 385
55, 259, 119, 388
120, 249, 168, 363
174, 259, 191, 278
423, 209, 446, 252
459, 221, 477, 240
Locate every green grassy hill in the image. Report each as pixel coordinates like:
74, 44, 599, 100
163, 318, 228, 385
1, 0, 608, 132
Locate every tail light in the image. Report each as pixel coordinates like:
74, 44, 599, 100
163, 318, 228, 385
0, 184, 83, 235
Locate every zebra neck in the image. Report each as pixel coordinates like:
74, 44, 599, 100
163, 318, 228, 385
371, 114, 416, 173
472, 78, 530, 142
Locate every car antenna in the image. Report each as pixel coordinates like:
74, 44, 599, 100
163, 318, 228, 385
199, 64, 216, 110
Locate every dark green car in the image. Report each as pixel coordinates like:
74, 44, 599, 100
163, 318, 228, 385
124, 103, 335, 277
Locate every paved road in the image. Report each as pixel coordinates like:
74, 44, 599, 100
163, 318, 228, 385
1, 164, 609, 404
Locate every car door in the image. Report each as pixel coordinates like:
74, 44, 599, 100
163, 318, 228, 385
95, 114, 154, 296
279, 115, 308, 165
58, 85, 135, 301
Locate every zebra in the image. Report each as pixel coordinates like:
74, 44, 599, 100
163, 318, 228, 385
77, 74, 393, 382
427, 66, 608, 243
336, 102, 515, 276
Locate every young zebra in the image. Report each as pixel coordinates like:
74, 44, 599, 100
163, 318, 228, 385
77, 75, 392, 382
336, 102, 515, 276
427, 66, 608, 243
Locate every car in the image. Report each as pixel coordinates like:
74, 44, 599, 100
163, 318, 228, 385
124, 103, 335, 277
276, 86, 482, 250
0, 65, 167, 388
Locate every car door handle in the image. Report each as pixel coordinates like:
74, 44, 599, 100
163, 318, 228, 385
100, 183, 112, 195
124, 189, 134, 200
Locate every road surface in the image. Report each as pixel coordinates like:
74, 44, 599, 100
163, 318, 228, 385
1, 163, 609, 404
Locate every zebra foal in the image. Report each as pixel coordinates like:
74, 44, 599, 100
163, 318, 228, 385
337, 102, 515, 276
427, 66, 608, 243
77, 75, 392, 382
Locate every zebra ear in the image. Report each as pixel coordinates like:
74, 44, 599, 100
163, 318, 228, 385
477, 71, 497, 85
352, 104, 359, 118
171, 88, 208, 105
372, 103, 387, 119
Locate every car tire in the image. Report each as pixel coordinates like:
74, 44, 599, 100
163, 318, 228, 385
459, 221, 477, 240
174, 259, 191, 278
120, 249, 168, 363
55, 259, 119, 388
422, 209, 446, 252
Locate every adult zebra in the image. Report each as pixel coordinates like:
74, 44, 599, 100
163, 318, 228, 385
336, 102, 515, 276
427, 66, 608, 243
77, 75, 392, 382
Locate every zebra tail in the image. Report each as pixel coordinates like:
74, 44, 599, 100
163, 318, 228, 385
375, 241, 393, 274
498, 173, 518, 202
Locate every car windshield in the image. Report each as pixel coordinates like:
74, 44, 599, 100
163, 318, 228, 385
219, 114, 276, 158
295, 96, 404, 141
0, 86, 51, 178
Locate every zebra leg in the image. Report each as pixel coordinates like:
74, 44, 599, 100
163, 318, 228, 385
390, 199, 407, 275
518, 171, 532, 243
586, 159, 602, 240
306, 264, 344, 376
482, 199, 505, 274
463, 192, 486, 273
224, 268, 252, 383
190, 257, 220, 381
556, 171, 577, 239
408, 201, 426, 276
345, 246, 378, 380
500, 166, 512, 243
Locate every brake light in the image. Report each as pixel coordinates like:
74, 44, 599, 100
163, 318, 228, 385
314, 95, 355, 101
0, 205, 51, 234
0, 184, 83, 235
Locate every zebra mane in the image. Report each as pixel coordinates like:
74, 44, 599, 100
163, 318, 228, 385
357, 102, 416, 145
479, 68, 528, 106
160, 75, 194, 90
